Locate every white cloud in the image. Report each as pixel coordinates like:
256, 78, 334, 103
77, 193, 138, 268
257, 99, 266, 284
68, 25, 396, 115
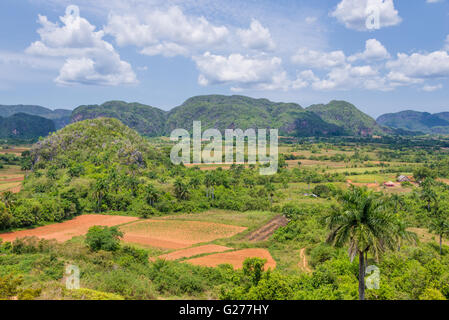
291, 70, 318, 89
311, 64, 381, 91
26, 5, 137, 86
331, 0, 401, 31
194, 52, 285, 88
426, 0, 443, 3
422, 84, 443, 92
105, 6, 229, 57
291, 49, 346, 69
237, 19, 275, 51
386, 51, 449, 80
140, 42, 189, 57
348, 39, 390, 62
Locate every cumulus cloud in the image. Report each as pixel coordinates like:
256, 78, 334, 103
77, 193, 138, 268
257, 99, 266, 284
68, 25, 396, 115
26, 5, 137, 86
348, 39, 390, 62
237, 19, 275, 51
291, 49, 346, 69
386, 51, 449, 81
312, 64, 381, 91
331, 0, 401, 31
194, 52, 285, 88
105, 6, 229, 57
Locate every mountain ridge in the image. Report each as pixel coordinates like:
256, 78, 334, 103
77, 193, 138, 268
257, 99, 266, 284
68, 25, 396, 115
4, 95, 447, 139
377, 110, 449, 134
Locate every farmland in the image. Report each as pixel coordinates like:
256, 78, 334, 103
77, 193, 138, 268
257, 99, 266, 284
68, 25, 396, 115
1, 123, 449, 300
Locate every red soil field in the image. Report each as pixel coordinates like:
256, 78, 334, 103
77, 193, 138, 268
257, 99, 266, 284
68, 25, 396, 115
1, 177, 24, 183
184, 248, 277, 270
120, 220, 246, 249
0, 214, 138, 242
157, 244, 232, 261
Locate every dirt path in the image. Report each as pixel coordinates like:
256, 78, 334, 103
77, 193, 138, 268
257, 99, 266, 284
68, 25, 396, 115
299, 248, 312, 273
244, 215, 289, 242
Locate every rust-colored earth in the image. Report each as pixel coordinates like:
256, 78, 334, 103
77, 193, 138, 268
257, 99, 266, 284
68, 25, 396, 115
120, 220, 246, 249
157, 244, 232, 261
184, 248, 276, 270
245, 215, 289, 242
0, 214, 138, 242
1, 177, 24, 183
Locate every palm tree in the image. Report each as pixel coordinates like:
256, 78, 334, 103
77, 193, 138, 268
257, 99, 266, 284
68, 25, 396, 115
145, 184, 159, 207
429, 198, 449, 255
1, 191, 16, 209
326, 186, 402, 300
204, 172, 217, 200
174, 178, 190, 200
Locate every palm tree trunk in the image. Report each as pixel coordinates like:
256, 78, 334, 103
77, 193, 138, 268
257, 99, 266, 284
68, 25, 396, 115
358, 251, 365, 300
440, 234, 443, 256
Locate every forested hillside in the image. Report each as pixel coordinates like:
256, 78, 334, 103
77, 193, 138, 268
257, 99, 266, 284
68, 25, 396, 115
0, 113, 55, 139
0, 104, 71, 129
71, 101, 167, 137
308, 100, 389, 136
377, 110, 449, 134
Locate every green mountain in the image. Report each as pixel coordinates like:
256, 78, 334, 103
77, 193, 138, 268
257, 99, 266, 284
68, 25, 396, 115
0, 104, 72, 129
377, 110, 449, 134
71, 101, 167, 137
0, 113, 56, 139
70, 95, 345, 137
307, 100, 389, 136
31, 117, 155, 169
165, 95, 344, 136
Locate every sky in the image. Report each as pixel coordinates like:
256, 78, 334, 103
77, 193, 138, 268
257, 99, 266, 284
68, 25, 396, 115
0, 0, 448, 118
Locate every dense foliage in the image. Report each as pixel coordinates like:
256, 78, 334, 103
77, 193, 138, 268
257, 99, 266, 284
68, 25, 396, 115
71, 101, 167, 137
377, 110, 449, 134
0, 104, 71, 130
0, 113, 55, 140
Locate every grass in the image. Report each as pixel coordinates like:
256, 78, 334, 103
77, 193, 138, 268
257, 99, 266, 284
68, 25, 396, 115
159, 209, 276, 229
408, 228, 449, 246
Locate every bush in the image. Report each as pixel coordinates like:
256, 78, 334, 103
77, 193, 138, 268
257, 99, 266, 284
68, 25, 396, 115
0, 274, 23, 299
313, 184, 332, 198
85, 226, 123, 252
0, 202, 12, 230
68, 288, 124, 300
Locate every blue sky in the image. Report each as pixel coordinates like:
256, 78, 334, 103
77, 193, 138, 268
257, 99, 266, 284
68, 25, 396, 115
0, 0, 448, 118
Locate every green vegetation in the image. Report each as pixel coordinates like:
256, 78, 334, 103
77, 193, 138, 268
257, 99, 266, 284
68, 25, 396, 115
166, 95, 344, 137
71, 101, 167, 137
85, 226, 123, 252
1, 117, 449, 300
377, 110, 449, 134
0, 104, 71, 130
0, 113, 55, 140
308, 100, 390, 136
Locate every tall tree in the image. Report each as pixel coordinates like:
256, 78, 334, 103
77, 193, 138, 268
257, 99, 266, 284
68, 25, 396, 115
326, 186, 407, 300
429, 197, 449, 255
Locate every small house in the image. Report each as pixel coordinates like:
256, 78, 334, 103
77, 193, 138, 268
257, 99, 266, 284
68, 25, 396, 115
397, 175, 411, 183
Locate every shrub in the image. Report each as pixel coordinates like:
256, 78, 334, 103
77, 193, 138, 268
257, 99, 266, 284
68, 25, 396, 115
0, 274, 22, 299
85, 226, 123, 252
68, 288, 124, 300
